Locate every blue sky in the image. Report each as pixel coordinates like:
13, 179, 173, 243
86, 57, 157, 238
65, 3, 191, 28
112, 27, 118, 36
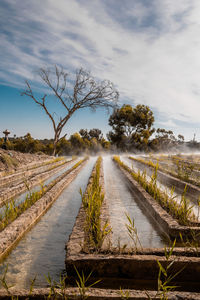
1, 0, 200, 141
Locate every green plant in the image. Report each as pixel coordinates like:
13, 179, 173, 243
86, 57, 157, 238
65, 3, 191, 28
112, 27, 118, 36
74, 266, 101, 300
119, 287, 130, 299
179, 231, 200, 254
156, 240, 185, 300
129, 155, 200, 187
125, 213, 142, 250
0, 184, 46, 231
0, 265, 13, 293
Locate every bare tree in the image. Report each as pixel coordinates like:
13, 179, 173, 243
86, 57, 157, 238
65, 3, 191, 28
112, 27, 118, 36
21, 65, 119, 155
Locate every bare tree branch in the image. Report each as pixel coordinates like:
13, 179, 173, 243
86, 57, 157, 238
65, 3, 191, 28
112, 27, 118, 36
22, 65, 119, 155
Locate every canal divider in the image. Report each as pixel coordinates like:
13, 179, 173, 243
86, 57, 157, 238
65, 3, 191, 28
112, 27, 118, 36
65, 156, 111, 272
0, 157, 88, 262
0, 157, 66, 188
0, 158, 76, 207
0, 155, 56, 178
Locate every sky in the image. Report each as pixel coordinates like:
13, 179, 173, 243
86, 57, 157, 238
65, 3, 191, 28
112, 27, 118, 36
1, 0, 200, 142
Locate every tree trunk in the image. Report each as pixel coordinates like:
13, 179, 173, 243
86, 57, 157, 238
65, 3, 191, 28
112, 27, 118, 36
52, 134, 59, 156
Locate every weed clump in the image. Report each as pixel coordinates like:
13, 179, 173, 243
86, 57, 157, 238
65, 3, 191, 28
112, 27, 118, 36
81, 157, 111, 251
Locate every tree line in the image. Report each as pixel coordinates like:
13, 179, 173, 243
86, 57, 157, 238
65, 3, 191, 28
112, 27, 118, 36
1, 65, 198, 155
1, 116, 196, 156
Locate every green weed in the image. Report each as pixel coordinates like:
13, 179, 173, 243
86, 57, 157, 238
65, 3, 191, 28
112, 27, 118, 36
125, 213, 142, 251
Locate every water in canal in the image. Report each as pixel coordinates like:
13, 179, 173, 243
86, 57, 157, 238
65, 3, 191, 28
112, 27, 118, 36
103, 156, 167, 249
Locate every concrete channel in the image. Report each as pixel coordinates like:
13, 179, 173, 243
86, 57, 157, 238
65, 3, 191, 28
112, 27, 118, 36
0, 158, 74, 206
1, 155, 200, 298
65, 156, 200, 295
0, 157, 96, 289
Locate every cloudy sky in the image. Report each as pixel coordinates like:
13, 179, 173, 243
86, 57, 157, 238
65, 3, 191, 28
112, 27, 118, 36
1, 0, 200, 141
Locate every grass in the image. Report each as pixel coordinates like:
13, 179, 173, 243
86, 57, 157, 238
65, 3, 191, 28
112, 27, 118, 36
0, 184, 46, 231
0, 265, 101, 300
81, 156, 111, 251
0, 157, 87, 232
113, 156, 196, 226
125, 213, 142, 250
156, 240, 185, 300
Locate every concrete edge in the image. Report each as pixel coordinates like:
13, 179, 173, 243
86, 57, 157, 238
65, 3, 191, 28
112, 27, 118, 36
0, 287, 200, 299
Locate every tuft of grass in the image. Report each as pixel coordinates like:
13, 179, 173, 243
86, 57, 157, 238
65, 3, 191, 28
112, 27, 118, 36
125, 213, 142, 251
74, 266, 101, 300
156, 240, 185, 300
0, 184, 46, 231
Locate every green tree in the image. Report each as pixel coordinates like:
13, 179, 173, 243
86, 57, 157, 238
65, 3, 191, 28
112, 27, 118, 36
150, 128, 177, 151
107, 104, 155, 151
69, 133, 85, 154
89, 129, 103, 142
56, 138, 72, 155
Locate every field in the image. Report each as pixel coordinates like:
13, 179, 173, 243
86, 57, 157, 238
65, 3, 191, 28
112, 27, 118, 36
0, 151, 200, 299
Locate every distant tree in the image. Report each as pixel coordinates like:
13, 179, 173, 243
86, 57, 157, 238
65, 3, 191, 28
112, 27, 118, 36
79, 128, 103, 142
88, 129, 103, 142
79, 129, 90, 140
69, 133, 85, 154
22, 65, 119, 155
178, 134, 184, 143
56, 137, 72, 155
101, 138, 111, 151
150, 128, 177, 151
107, 104, 155, 151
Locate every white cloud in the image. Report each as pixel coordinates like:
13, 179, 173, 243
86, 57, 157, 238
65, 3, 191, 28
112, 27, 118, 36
1, 0, 200, 139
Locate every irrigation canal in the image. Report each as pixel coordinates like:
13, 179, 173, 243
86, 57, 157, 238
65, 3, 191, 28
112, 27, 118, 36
0, 158, 79, 217
0, 155, 192, 289
121, 156, 200, 221
103, 156, 167, 248
0, 157, 96, 288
